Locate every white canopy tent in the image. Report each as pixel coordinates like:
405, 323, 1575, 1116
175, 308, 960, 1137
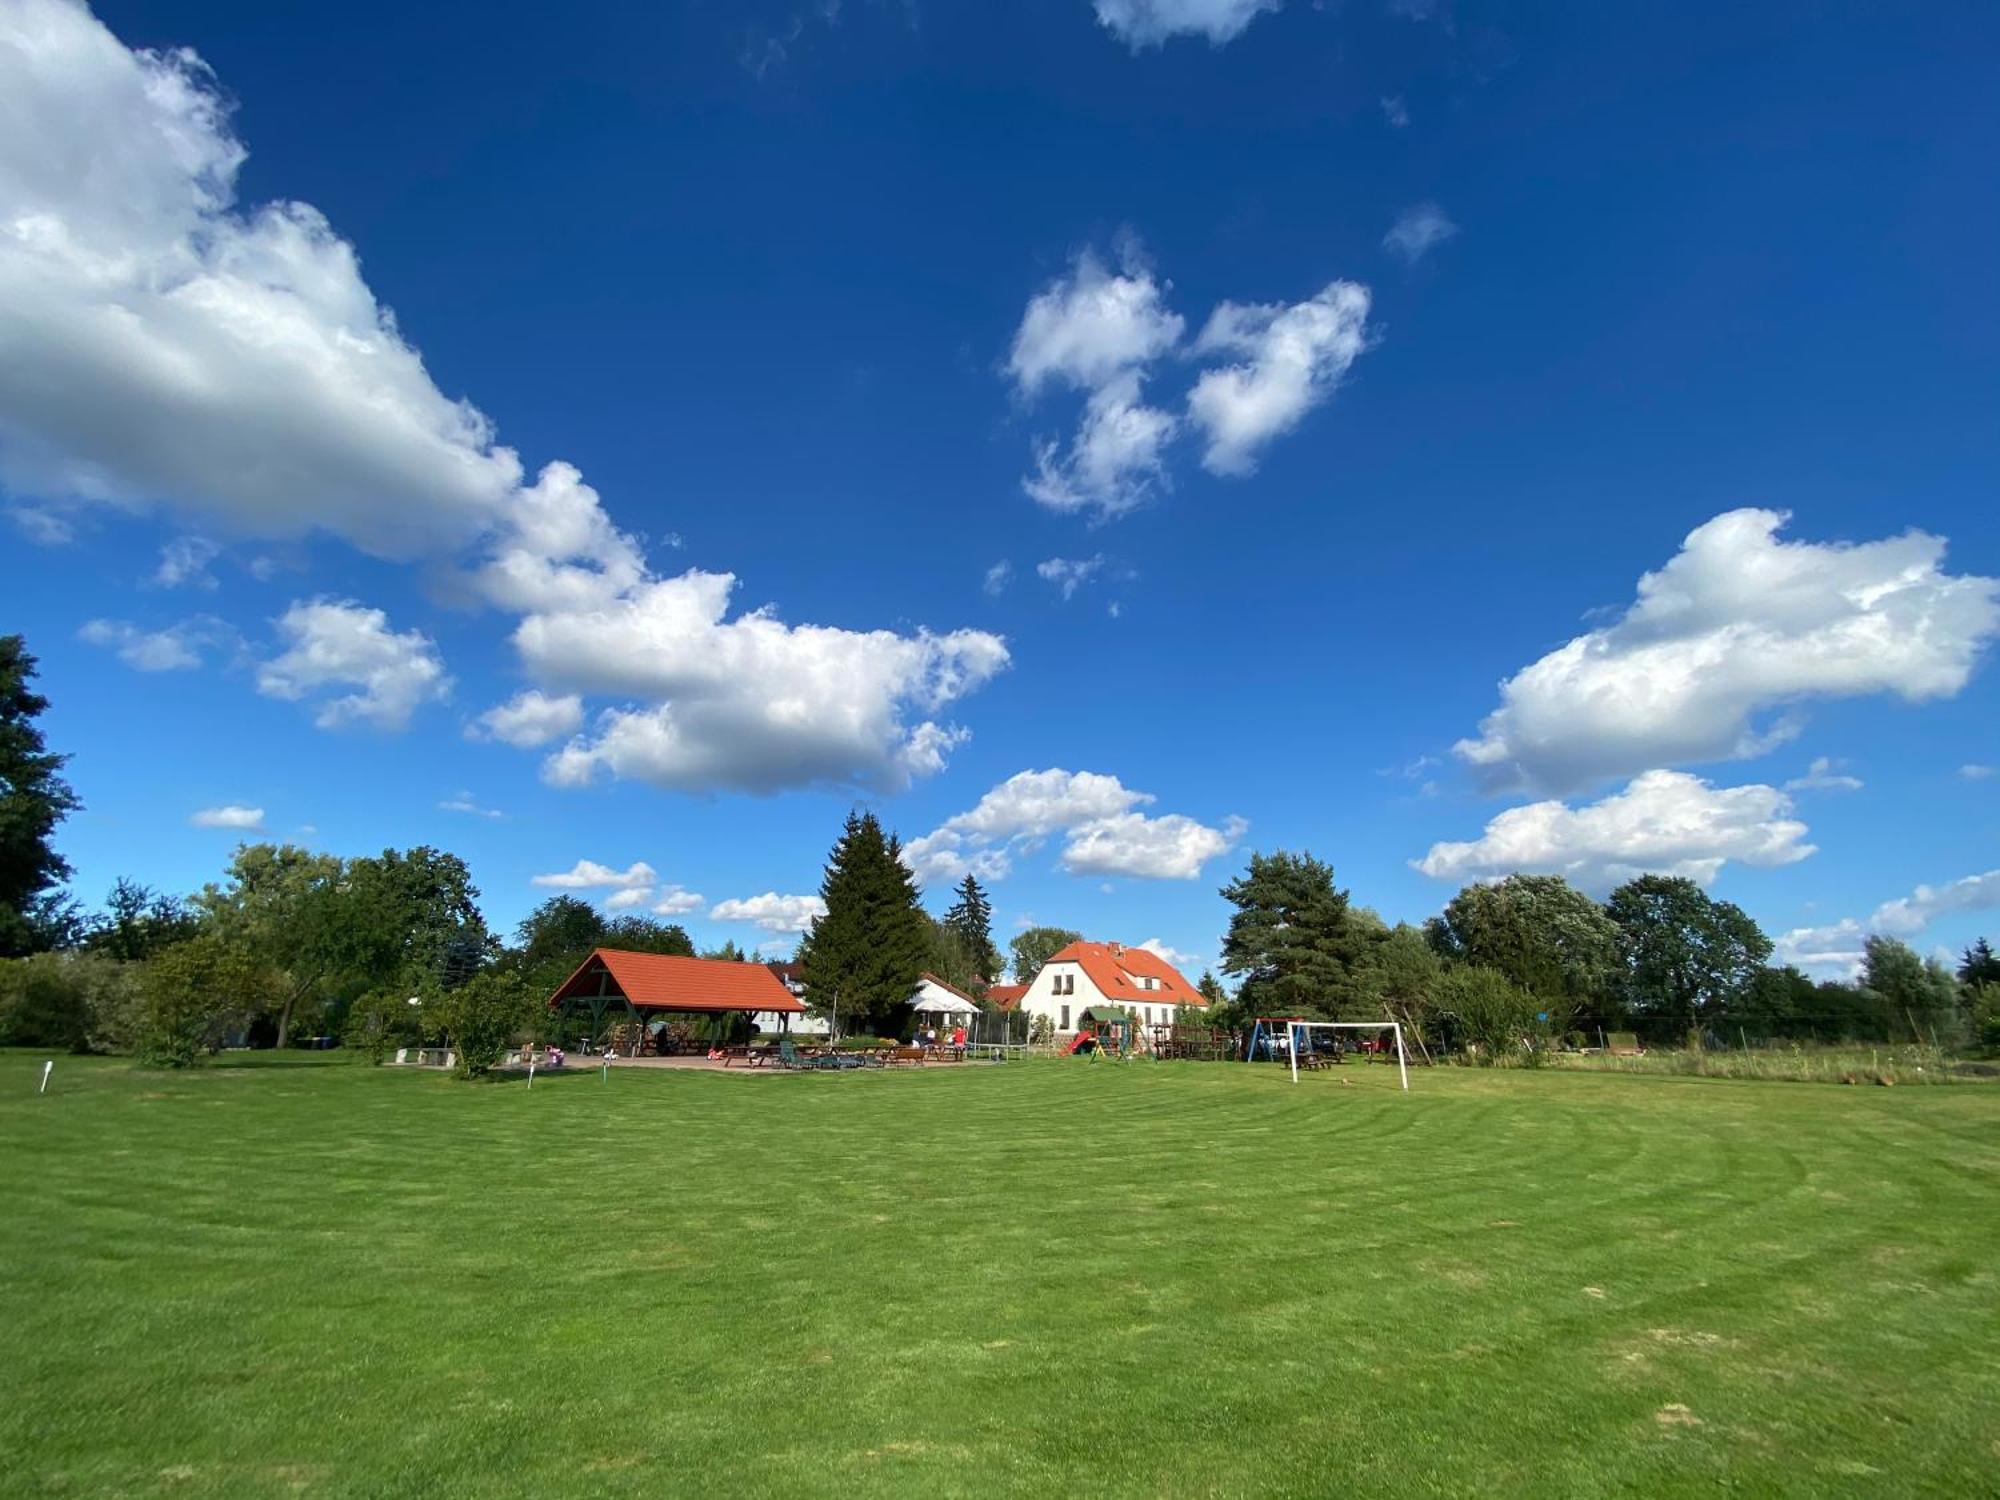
911, 990, 978, 1016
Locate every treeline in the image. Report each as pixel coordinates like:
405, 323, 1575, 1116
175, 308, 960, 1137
1211, 853, 2000, 1056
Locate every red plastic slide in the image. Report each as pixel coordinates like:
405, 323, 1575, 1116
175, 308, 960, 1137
1066, 1030, 1096, 1055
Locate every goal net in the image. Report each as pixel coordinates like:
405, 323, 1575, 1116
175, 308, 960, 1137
1282, 1020, 1410, 1091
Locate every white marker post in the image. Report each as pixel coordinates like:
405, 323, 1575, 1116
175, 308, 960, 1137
527, 1060, 536, 1091
40, 1059, 53, 1095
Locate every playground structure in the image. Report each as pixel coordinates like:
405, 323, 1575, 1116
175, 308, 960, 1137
1244, 1017, 1411, 1090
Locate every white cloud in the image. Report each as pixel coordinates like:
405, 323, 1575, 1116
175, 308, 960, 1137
651, 886, 704, 917
530, 859, 658, 891
2, 2, 1007, 796
526, 570, 1007, 795
602, 886, 652, 911
0, 0, 525, 556
1783, 756, 1863, 793
189, 804, 264, 830
1382, 203, 1458, 264
983, 560, 1013, 596
1010, 249, 1183, 520
154, 536, 218, 590
1413, 769, 1815, 893
471, 689, 584, 748
1456, 510, 2000, 795
1961, 763, 1995, 781
1777, 869, 2000, 976
904, 768, 1244, 884
8, 504, 73, 545
1093, 0, 1281, 47
256, 598, 450, 731
1187, 281, 1371, 476
78, 615, 230, 671
438, 791, 503, 819
1062, 811, 1249, 880
1381, 94, 1410, 128
710, 892, 827, 933
1137, 937, 1201, 970
1037, 555, 1104, 600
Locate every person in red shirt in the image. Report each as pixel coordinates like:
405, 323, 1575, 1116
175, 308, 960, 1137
950, 1023, 967, 1059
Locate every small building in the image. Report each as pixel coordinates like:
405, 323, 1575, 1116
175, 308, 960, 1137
549, 948, 807, 1047
763, 958, 827, 1035
911, 972, 979, 1020
1015, 940, 1207, 1035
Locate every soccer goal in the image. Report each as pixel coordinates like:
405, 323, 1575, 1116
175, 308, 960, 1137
1283, 1020, 1410, 1091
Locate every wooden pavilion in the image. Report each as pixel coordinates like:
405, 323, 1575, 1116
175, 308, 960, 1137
547, 948, 806, 1051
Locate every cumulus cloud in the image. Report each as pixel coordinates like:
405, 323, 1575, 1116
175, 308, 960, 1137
438, 791, 503, 819
1007, 246, 1373, 515
1413, 769, 1815, 893
1138, 937, 1202, 970
255, 599, 449, 731
78, 615, 231, 672
602, 887, 652, 911
0, 1, 1007, 795
904, 768, 1245, 884
189, 804, 264, 830
1037, 555, 1104, 600
526, 570, 1007, 795
1777, 869, 2000, 975
710, 892, 828, 933
530, 859, 658, 891
651, 886, 704, 917
1382, 203, 1458, 264
1010, 249, 1183, 519
1186, 281, 1371, 476
1456, 510, 2000, 795
1783, 756, 1863, 793
1093, 0, 1281, 47
471, 689, 584, 748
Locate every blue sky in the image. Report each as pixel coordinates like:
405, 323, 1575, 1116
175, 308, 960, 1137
3, 0, 1996, 978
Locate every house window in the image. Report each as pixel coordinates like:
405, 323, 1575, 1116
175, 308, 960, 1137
1060, 1004, 1070, 1030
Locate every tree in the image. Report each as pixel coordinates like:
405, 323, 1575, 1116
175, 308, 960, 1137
1010, 926, 1082, 984
1727, 965, 1818, 1041
81, 878, 202, 963
1219, 851, 1380, 1018
194, 844, 347, 1049
1959, 938, 2000, 988
941, 873, 1002, 987
702, 938, 749, 963
1861, 936, 1962, 1045
137, 935, 282, 1067
1360, 922, 1443, 1033
1604, 875, 1772, 1039
1197, 970, 1228, 1004
922, 914, 983, 995
796, 811, 930, 1036
343, 847, 494, 994
1424, 875, 1618, 1022
0, 637, 81, 957
604, 916, 696, 957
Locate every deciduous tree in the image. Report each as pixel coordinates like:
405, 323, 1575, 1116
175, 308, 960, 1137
1010, 926, 1081, 984
1604, 875, 1771, 1039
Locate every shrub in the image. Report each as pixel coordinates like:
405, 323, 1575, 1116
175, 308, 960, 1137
1433, 966, 1550, 1066
344, 987, 424, 1064
0, 953, 148, 1054
430, 969, 537, 1077
138, 937, 280, 1067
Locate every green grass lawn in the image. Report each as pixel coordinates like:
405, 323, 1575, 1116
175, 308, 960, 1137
3, 1053, 1997, 1498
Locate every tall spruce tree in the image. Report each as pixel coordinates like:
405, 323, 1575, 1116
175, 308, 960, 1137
1218, 850, 1380, 1018
0, 637, 82, 958
797, 811, 929, 1035
941, 872, 1001, 987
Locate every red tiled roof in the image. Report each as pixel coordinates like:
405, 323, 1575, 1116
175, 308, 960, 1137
1046, 940, 1206, 1008
766, 960, 804, 983
549, 948, 805, 1013
986, 983, 1028, 1010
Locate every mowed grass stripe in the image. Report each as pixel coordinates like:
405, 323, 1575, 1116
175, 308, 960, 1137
2, 1052, 1995, 1498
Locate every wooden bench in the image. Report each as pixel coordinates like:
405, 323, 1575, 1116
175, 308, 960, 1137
886, 1046, 928, 1066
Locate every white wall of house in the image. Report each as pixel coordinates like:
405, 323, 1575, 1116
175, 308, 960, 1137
1017, 960, 1183, 1034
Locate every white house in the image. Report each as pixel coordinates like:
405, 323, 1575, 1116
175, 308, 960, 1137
1014, 940, 1207, 1035
755, 959, 828, 1035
